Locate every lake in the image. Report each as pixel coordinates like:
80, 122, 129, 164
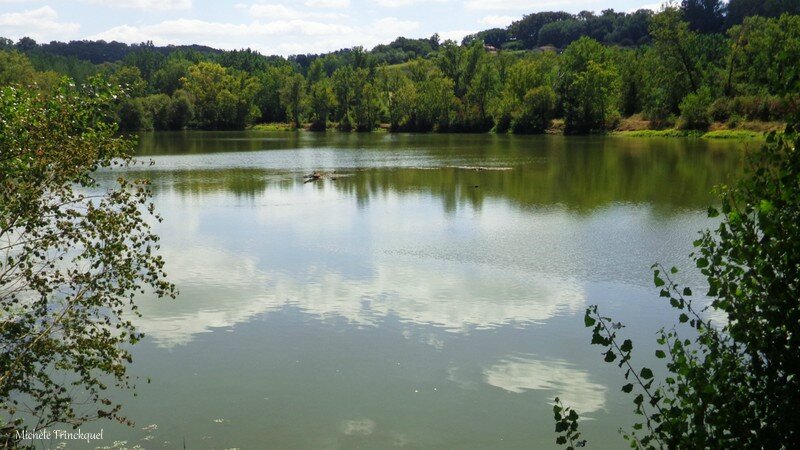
79, 131, 748, 449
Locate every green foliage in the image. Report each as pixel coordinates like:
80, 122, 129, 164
507, 9, 651, 50
727, 0, 800, 27
0, 81, 176, 435
508, 11, 576, 47
106, 65, 148, 98
0, 50, 36, 87
254, 65, 292, 123
331, 65, 355, 129
117, 97, 151, 131
701, 130, 763, 139
123, 48, 165, 85
491, 53, 557, 133
678, 87, 713, 129
396, 61, 455, 132
350, 69, 382, 132
461, 28, 510, 48
181, 62, 259, 130
539, 20, 586, 48
681, 0, 725, 33
616, 49, 644, 116
169, 89, 195, 130
641, 8, 701, 119
571, 130, 800, 448
2, 6, 797, 134
279, 73, 306, 129
130, 93, 194, 131
553, 397, 586, 449
613, 129, 698, 138
464, 60, 500, 128
512, 86, 555, 133
152, 56, 191, 95
728, 15, 800, 96
558, 37, 622, 133
308, 78, 336, 131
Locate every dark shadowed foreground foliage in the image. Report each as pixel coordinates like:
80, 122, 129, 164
0, 81, 176, 446
557, 128, 800, 449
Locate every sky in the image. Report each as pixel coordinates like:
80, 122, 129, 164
0, 0, 663, 56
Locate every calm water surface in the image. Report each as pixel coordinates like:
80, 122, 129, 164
76, 131, 748, 449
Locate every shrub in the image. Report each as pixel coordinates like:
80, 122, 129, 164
708, 97, 733, 122
678, 88, 712, 129
558, 130, 800, 448
169, 89, 194, 130
511, 86, 555, 133
725, 114, 743, 129
117, 98, 152, 131
0, 81, 176, 437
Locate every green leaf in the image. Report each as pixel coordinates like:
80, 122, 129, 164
654, 272, 665, 287
620, 339, 633, 353
655, 350, 666, 359
622, 383, 633, 393
604, 351, 617, 363
640, 367, 654, 380
584, 312, 596, 327
759, 199, 774, 214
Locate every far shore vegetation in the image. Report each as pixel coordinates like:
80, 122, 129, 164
2, 0, 800, 448
1, 1, 798, 138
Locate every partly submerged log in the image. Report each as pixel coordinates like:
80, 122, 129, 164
303, 171, 325, 183
303, 170, 342, 183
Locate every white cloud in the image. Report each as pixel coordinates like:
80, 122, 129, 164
90, 18, 355, 43
86, 0, 192, 10
629, 2, 664, 12
90, 14, 424, 55
373, 0, 447, 7
438, 29, 474, 43
368, 17, 420, 36
0, 6, 80, 40
465, 0, 592, 11
247, 3, 346, 20
478, 15, 515, 27
86, 24, 158, 44
305, 0, 350, 7
249, 3, 310, 19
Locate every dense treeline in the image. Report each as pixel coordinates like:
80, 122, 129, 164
1, 2, 798, 134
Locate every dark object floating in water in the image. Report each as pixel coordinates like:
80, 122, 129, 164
303, 171, 341, 183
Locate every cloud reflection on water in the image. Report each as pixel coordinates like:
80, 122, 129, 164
135, 243, 586, 347
484, 355, 607, 414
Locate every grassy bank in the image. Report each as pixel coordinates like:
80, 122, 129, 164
611, 115, 783, 140
249, 123, 296, 131
248, 117, 782, 140
611, 129, 766, 139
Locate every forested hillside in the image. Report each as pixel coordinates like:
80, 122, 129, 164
1, 0, 797, 134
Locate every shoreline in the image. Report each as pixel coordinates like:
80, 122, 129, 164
248, 120, 783, 140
